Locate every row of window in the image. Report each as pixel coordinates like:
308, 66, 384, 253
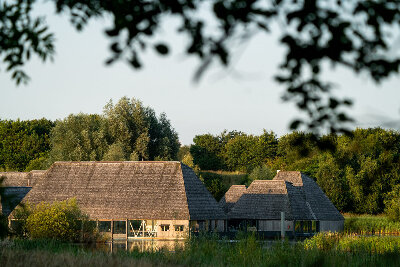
96, 221, 185, 233
160, 225, 184, 232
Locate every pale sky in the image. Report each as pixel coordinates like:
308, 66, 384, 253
1, 3, 400, 145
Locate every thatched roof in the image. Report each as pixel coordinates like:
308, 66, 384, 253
227, 180, 292, 220
16, 161, 225, 220
219, 185, 246, 213
274, 171, 343, 221
221, 171, 343, 221
0, 170, 45, 187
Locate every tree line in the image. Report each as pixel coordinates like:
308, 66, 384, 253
0, 97, 180, 171
1, 100, 400, 217
181, 128, 400, 217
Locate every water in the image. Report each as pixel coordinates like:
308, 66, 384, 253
82, 239, 186, 253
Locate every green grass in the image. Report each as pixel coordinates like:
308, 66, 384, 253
2, 234, 400, 266
344, 214, 400, 234
304, 232, 400, 253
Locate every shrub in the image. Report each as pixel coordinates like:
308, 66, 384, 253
24, 198, 97, 242
384, 185, 400, 222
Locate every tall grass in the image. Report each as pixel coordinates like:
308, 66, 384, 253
304, 232, 400, 253
344, 214, 400, 234
3, 234, 400, 266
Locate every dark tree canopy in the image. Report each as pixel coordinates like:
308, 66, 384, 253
2, 0, 400, 134
0, 118, 54, 171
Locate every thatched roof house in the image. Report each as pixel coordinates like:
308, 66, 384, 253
220, 171, 344, 234
10, 161, 225, 239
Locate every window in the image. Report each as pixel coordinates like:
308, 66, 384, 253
161, 224, 170, 231
99, 221, 111, 232
113, 221, 126, 234
174, 225, 184, 232
295, 221, 319, 233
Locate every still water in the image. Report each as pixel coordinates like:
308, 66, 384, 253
80, 239, 299, 253
83, 239, 187, 253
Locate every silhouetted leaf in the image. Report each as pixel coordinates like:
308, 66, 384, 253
154, 43, 169, 55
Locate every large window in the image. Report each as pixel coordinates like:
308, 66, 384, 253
113, 221, 126, 234
295, 221, 319, 233
128, 220, 157, 237
99, 221, 111, 232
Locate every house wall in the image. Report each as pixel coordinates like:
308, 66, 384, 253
155, 219, 189, 239
320, 220, 344, 232
257, 220, 294, 232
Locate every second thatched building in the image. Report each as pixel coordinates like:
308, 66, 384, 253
219, 171, 344, 236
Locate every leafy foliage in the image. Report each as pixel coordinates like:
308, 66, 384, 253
385, 185, 400, 222
23, 198, 96, 242
0, 119, 54, 171
191, 128, 400, 215
49, 97, 180, 163
248, 165, 274, 183
191, 130, 277, 172
0, 0, 55, 85
3, 1, 400, 134
49, 113, 108, 162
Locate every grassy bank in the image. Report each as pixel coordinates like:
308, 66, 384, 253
2, 234, 400, 266
344, 214, 400, 234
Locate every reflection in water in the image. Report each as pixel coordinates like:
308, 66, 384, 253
89, 240, 186, 253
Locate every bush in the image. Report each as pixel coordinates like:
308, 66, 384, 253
23, 198, 97, 242
384, 185, 400, 222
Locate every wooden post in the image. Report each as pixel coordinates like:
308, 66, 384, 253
126, 219, 128, 240
142, 220, 145, 237
281, 212, 285, 240
111, 220, 114, 241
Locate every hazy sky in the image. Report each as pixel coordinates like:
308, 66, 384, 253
1, 3, 400, 145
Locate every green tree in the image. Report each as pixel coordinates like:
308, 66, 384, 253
191, 134, 223, 170
224, 132, 278, 172
48, 97, 179, 163
49, 114, 108, 162
178, 145, 191, 161
0, 119, 54, 171
248, 165, 274, 182
182, 153, 195, 169
104, 97, 179, 161
315, 153, 349, 212
102, 142, 126, 161
225, 134, 259, 172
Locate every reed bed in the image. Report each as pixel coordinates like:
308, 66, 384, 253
304, 232, 400, 254
344, 214, 400, 235
2, 235, 400, 266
